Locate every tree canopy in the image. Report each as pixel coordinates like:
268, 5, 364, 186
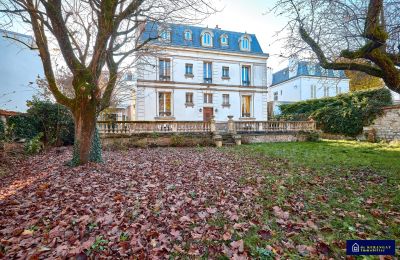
272, 0, 400, 93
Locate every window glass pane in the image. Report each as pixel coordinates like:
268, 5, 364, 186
241, 95, 251, 117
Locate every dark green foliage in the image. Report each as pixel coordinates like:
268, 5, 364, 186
70, 127, 102, 166
8, 99, 74, 145
7, 114, 39, 139
89, 127, 103, 163
25, 99, 74, 145
0, 120, 5, 140
278, 88, 392, 136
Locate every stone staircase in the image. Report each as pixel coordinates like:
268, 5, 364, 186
213, 133, 241, 147
221, 134, 236, 146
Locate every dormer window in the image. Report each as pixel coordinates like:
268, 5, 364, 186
160, 30, 171, 41
201, 31, 213, 47
220, 34, 228, 46
240, 36, 251, 51
184, 30, 192, 41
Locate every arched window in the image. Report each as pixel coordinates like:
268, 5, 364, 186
220, 34, 228, 46
202, 32, 213, 47
240, 36, 250, 51
184, 30, 192, 41
160, 31, 170, 41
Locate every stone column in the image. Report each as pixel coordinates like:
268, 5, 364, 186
210, 116, 217, 134
227, 115, 235, 134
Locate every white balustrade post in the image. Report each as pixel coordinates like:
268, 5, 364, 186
227, 115, 235, 134
210, 116, 217, 134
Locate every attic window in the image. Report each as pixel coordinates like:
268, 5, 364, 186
220, 34, 228, 46
184, 30, 192, 41
160, 30, 171, 41
201, 31, 213, 47
240, 36, 251, 51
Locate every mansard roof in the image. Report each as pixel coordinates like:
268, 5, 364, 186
140, 22, 268, 57
272, 61, 347, 86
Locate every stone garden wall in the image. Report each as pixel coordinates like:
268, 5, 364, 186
363, 105, 400, 141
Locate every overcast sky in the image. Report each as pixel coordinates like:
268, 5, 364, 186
202, 0, 289, 70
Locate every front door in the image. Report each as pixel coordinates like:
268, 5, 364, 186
203, 107, 213, 122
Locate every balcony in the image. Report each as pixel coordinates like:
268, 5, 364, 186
203, 78, 213, 84
159, 111, 172, 117
159, 75, 171, 81
242, 81, 250, 86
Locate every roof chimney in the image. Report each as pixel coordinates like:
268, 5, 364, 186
215, 25, 220, 29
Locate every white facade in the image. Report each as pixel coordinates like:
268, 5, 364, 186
135, 25, 269, 122
268, 61, 350, 116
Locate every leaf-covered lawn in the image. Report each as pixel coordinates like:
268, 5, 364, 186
1, 141, 399, 259
0, 147, 266, 259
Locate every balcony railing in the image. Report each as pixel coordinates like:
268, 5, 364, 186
159, 75, 171, 81
158, 111, 172, 117
203, 77, 212, 84
242, 81, 250, 86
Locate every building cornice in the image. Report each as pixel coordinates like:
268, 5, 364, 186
161, 45, 269, 60
137, 80, 267, 93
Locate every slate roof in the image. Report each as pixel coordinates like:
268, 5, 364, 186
272, 61, 347, 85
141, 22, 268, 56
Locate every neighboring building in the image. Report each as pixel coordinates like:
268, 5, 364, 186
0, 109, 18, 124
268, 60, 350, 116
0, 29, 43, 112
134, 23, 269, 121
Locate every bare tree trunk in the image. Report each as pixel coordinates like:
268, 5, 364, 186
71, 101, 99, 165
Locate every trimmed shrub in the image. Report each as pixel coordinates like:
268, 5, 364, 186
278, 88, 392, 136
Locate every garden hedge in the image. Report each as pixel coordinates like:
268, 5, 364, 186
278, 88, 392, 136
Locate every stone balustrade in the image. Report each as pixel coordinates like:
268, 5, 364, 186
97, 117, 316, 135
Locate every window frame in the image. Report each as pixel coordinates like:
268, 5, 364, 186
222, 66, 230, 79
241, 65, 251, 86
158, 92, 172, 117
273, 92, 279, 101
201, 31, 213, 47
241, 95, 252, 118
185, 92, 194, 106
160, 30, 171, 42
240, 36, 251, 51
185, 63, 193, 76
203, 62, 213, 83
222, 94, 230, 107
159, 58, 171, 81
184, 30, 192, 41
220, 34, 228, 46
204, 93, 213, 104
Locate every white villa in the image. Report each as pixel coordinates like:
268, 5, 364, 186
268, 60, 350, 116
133, 23, 269, 122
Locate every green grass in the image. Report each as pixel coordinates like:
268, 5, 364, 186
230, 140, 400, 258
244, 140, 400, 174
